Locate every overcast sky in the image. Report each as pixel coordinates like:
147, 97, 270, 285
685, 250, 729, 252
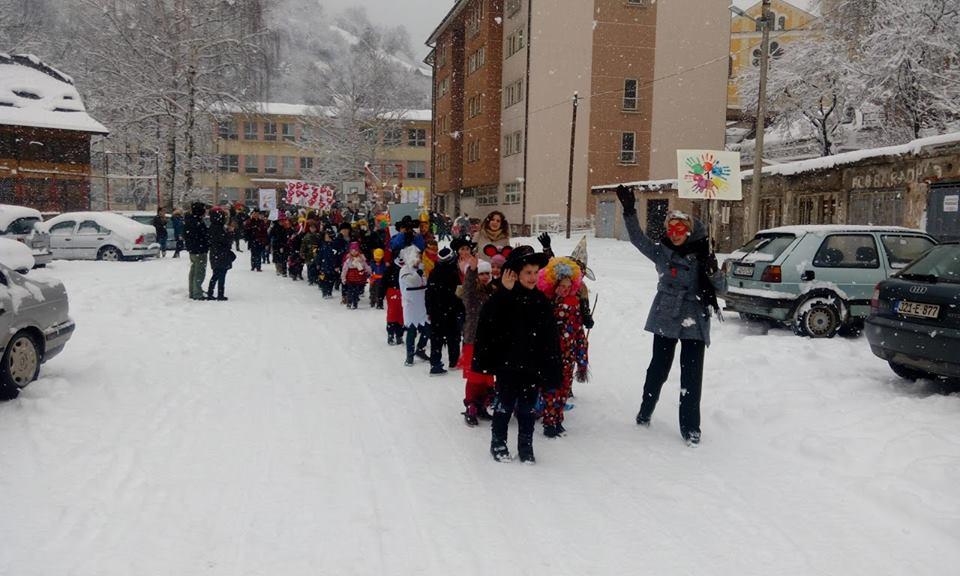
321, 0, 453, 57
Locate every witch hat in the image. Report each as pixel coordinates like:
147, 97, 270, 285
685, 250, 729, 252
570, 236, 595, 281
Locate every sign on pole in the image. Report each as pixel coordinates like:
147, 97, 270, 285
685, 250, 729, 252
258, 188, 277, 211
676, 150, 742, 200
285, 181, 334, 210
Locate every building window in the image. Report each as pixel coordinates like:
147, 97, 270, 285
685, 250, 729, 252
503, 131, 522, 157
503, 182, 522, 205
264, 155, 277, 174
623, 78, 638, 111
263, 121, 277, 141
778, 15, 787, 30
439, 76, 450, 97
219, 154, 239, 173
467, 47, 486, 75
468, 94, 483, 118
626, 0, 648, 5
408, 128, 427, 147
244, 188, 258, 206
282, 123, 295, 141
620, 132, 637, 164
437, 152, 448, 173
243, 121, 257, 140
466, 0, 484, 37
753, 41, 784, 66
282, 156, 296, 175
383, 163, 400, 179
384, 128, 402, 146
476, 187, 498, 206
407, 160, 426, 179
217, 120, 237, 140
506, 27, 525, 58
300, 157, 314, 171
244, 154, 258, 174
436, 41, 447, 68
505, 78, 524, 108
467, 140, 481, 163
506, 0, 521, 17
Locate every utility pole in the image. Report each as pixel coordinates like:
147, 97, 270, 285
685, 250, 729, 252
565, 92, 579, 239
749, 0, 773, 238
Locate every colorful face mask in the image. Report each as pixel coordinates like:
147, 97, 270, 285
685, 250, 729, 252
483, 245, 513, 259
667, 221, 690, 242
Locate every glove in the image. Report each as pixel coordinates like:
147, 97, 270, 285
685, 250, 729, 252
580, 298, 595, 330
537, 232, 551, 250
616, 185, 636, 216
706, 252, 719, 275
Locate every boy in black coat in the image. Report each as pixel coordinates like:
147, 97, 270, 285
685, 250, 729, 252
425, 246, 466, 376
472, 245, 561, 464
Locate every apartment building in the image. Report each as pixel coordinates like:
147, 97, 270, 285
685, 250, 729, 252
200, 104, 432, 208
427, 0, 728, 230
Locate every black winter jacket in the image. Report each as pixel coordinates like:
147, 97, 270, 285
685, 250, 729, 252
426, 259, 464, 324
183, 214, 209, 254
208, 221, 234, 270
472, 284, 563, 389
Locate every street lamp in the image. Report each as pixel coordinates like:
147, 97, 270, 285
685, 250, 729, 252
730, 0, 772, 237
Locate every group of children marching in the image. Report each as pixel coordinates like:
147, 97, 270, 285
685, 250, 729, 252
263, 209, 596, 464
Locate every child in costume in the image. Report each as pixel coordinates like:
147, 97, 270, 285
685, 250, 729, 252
369, 248, 387, 309
341, 241, 371, 309
458, 257, 496, 426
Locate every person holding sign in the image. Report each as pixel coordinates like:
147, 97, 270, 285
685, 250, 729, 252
615, 185, 725, 447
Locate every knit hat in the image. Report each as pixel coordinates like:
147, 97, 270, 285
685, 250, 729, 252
349, 241, 360, 252
490, 254, 506, 268
478, 261, 492, 274
373, 248, 384, 261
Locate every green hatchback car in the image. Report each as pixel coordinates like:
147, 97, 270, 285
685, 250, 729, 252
722, 225, 937, 338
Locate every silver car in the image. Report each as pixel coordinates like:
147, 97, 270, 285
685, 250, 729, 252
0, 204, 53, 267
0, 262, 75, 399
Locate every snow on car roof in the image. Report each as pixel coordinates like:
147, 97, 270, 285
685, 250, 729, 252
0, 237, 35, 270
42, 212, 151, 236
758, 224, 925, 235
0, 204, 42, 230
0, 53, 109, 134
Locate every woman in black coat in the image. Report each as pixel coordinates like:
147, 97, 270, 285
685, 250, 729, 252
206, 209, 234, 301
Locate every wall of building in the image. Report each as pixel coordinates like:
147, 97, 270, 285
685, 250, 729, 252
497, 0, 529, 227
0, 126, 92, 212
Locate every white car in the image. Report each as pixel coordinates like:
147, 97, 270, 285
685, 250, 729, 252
0, 204, 53, 267
39, 212, 160, 261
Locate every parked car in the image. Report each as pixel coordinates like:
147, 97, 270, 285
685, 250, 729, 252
722, 225, 937, 338
865, 242, 960, 380
0, 261, 75, 398
113, 211, 177, 250
38, 212, 160, 261
0, 204, 53, 267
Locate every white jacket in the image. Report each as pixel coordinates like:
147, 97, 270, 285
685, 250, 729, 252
399, 265, 428, 327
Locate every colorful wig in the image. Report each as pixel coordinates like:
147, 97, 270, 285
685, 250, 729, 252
537, 257, 583, 298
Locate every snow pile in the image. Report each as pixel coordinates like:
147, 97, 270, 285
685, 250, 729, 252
0, 237, 35, 271
0, 53, 108, 134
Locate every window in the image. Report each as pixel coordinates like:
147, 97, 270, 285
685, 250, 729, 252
467, 47, 486, 74
264, 156, 277, 174
263, 121, 277, 141
504, 182, 522, 204
436, 41, 447, 68
476, 186, 498, 206
813, 235, 880, 269
6, 216, 40, 235
217, 120, 237, 140
468, 94, 483, 118
78, 220, 106, 235
384, 128, 403, 147
626, 0, 648, 5
881, 235, 935, 269
243, 121, 257, 140
467, 140, 481, 163
620, 132, 636, 164
849, 190, 904, 226
300, 157, 314, 171
244, 188, 258, 206
506, 27, 525, 58
753, 41, 784, 66
778, 15, 787, 30
383, 163, 400, 178
623, 78, 638, 111
506, 0, 521, 17
437, 152, 449, 172
466, 0, 484, 37
407, 160, 426, 179
282, 123, 295, 141
219, 154, 239, 173
796, 194, 838, 225
439, 76, 450, 97
408, 128, 427, 147
49, 221, 75, 235
503, 131, 522, 157
505, 78, 524, 108
282, 156, 296, 175
244, 155, 258, 174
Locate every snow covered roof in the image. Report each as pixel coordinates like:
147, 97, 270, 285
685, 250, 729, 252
39, 212, 152, 237
592, 178, 678, 192
731, 0, 820, 17
212, 102, 431, 122
0, 237, 35, 271
758, 224, 923, 235
0, 53, 108, 135
0, 204, 42, 231
426, 0, 472, 46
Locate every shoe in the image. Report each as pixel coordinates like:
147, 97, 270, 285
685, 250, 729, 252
463, 407, 479, 427
404, 359, 414, 367
518, 442, 535, 464
216, 296, 228, 301
491, 442, 512, 462
429, 366, 448, 377
415, 350, 429, 362
543, 424, 564, 438
683, 430, 701, 446
388, 335, 395, 345
476, 406, 493, 421
636, 412, 651, 427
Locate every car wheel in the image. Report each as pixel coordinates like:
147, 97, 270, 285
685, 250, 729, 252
0, 331, 42, 391
798, 301, 841, 338
98, 246, 121, 261
888, 361, 930, 381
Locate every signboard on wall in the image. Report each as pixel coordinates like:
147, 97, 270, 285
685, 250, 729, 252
258, 188, 277, 212
676, 150, 742, 200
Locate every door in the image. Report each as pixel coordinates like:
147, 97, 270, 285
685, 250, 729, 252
75, 220, 110, 259
0, 269, 13, 341
646, 199, 669, 240
597, 200, 616, 238
46, 220, 77, 259
927, 182, 960, 242
811, 233, 882, 314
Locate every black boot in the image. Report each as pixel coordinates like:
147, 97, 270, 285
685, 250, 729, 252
517, 432, 535, 464
491, 410, 512, 462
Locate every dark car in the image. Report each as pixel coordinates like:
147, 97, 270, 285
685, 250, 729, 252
865, 242, 960, 380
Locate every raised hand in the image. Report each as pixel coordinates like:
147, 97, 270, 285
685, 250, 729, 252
615, 185, 636, 214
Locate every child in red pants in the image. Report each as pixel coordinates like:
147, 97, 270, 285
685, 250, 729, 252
458, 258, 496, 426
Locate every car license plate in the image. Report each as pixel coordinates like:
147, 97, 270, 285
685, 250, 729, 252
895, 300, 940, 319
734, 265, 754, 277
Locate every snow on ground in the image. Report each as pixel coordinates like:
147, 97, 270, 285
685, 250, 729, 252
1, 236, 958, 575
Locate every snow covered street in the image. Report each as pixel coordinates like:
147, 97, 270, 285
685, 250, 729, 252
1, 236, 958, 576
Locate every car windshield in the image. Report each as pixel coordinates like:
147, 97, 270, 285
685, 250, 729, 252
731, 234, 795, 263
6, 217, 41, 235
898, 245, 960, 283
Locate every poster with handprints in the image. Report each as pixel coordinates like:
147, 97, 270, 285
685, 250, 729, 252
676, 150, 742, 200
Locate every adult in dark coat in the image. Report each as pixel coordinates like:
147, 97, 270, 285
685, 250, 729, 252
315, 229, 340, 298
269, 217, 292, 277
425, 249, 465, 375
243, 211, 269, 271
183, 202, 209, 300
331, 222, 352, 295
473, 245, 561, 463
151, 208, 169, 257
616, 185, 726, 446
171, 209, 185, 258
206, 209, 234, 301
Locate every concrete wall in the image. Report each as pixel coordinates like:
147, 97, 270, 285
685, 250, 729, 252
498, 0, 528, 226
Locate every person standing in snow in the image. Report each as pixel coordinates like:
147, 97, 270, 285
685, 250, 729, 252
206, 207, 234, 301
425, 245, 465, 376
615, 185, 725, 446
399, 245, 430, 367
244, 210, 269, 272
152, 207, 169, 258
369, 248, 387, 309
383, 257, 405, 345
340, 241, 371, 309
315, 228, 340, 299
473, 245, 561, 464
183, 202, 210, 301
171, 208, 185, 258
474, 210, 511, 263
458, 256, 497, 426
269, 216, 292, 277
